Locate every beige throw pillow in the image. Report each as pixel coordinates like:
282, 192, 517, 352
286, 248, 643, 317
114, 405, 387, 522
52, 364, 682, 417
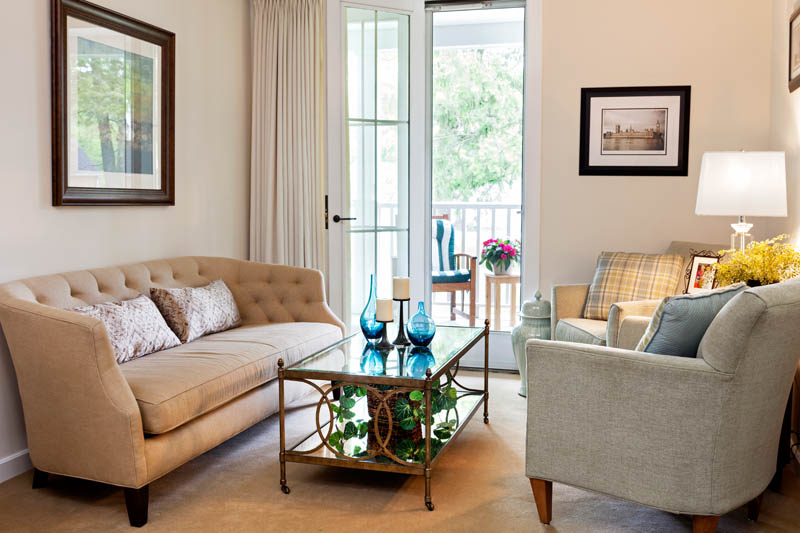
150, 280, 241, 343
583, 252, 685, 321
72, 295, 181, 364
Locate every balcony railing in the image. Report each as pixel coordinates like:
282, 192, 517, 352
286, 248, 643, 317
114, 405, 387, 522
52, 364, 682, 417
377, 201, 523, 330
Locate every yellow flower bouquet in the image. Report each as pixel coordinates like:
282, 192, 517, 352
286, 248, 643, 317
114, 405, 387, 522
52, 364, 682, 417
715, 235, 800, 287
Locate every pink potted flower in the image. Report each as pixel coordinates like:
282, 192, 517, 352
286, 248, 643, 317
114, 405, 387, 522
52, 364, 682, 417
479, 238, 521, 275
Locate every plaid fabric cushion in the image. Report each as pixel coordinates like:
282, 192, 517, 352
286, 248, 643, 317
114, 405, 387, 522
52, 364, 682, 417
583, 252, 684, 321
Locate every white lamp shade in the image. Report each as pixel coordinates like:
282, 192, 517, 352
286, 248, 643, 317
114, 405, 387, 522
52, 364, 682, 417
695, 151, 787, 217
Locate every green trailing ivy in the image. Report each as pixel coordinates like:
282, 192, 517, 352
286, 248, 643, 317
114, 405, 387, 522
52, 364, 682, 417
327, 379, 461, 464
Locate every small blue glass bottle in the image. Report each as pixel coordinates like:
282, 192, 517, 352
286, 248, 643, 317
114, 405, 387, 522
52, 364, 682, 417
406, 301, 436, 347
359, 274, 385, 343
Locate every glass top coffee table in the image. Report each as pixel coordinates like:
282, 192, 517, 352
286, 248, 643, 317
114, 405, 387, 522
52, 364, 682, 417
277, 320, 490, 511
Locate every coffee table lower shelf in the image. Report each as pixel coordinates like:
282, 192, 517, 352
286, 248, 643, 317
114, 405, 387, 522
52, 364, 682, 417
284, 392, 486, 477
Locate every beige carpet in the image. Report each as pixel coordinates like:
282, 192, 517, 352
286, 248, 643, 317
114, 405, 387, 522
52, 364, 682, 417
0, 371, 798, 532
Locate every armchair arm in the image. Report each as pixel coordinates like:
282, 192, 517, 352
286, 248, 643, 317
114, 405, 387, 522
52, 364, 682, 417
525, 339, 730, 514
0, 298, 147, 487
606, 298, 661, 348
452, 254, 478, 282
550, 284, 589, 339
615, 316, 651, 350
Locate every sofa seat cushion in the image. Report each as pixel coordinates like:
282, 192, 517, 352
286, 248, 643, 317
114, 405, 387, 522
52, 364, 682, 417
119, 322, 341, 434
554, 318, 607, 346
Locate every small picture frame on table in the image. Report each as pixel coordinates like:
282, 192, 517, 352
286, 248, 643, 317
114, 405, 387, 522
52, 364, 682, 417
685, 251, 722, 294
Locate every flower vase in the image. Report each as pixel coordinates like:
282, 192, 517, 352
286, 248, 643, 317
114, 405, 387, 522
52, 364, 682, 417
406, 302, 436, 346
491, 263, 509, 276
359, 274, 385, 342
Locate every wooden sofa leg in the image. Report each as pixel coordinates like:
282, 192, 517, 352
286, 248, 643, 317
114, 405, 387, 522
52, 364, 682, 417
529, 478, 552, 524
124, 485, 149, 528
692, 515, 720, 533
32, 468, 48, 489
747, 493, 764, 521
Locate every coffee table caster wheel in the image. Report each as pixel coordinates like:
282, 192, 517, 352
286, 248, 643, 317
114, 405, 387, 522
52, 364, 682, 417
281, 484, 290, 494
426, 502, 434, 511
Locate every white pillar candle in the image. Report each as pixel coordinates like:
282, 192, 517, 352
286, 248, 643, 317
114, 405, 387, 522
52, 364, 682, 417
392, 277, 410, 300
376, 299, 393, 322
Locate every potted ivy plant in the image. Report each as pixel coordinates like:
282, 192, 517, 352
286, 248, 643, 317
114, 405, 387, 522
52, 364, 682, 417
480, 238, 520, 275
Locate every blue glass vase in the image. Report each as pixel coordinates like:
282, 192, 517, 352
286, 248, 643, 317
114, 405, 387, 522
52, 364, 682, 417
406, 301, 436, 347
405, 346, 436, 378
359, 274, 385, 342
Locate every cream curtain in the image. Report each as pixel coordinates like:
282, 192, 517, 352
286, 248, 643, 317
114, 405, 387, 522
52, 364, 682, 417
250, 0, 325, 270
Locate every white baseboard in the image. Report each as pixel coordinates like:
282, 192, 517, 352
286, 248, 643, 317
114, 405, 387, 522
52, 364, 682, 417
0, 449, 31, 483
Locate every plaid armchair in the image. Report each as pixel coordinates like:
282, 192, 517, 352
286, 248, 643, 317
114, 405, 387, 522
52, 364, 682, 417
432, 216, 477, 326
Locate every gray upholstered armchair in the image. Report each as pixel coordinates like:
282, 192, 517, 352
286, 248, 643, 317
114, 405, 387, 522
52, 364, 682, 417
526, 279, 800, 532
551, 241, 726, 349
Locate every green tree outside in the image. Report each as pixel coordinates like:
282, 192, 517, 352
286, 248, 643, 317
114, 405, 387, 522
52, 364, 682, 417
432, 46, 524, 203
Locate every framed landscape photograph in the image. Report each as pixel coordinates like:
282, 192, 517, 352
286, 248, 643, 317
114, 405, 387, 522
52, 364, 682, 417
684, 251, 721, 294
579, 86, 691, 176
51, 0, 175, 205
790, 6, 800, 92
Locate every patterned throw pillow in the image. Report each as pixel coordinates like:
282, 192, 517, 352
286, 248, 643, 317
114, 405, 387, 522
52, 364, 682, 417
72, 295, 181, 364
635, 282, 747, 357
583, 252, 685, 321
150, 280, 241, 343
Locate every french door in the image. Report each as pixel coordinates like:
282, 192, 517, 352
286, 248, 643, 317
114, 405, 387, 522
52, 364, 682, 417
327, 0, 426, 332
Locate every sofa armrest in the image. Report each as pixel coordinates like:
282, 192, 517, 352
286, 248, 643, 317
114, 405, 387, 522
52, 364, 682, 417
525, 339, 729, 514
550, 284, 590, 339
0, 298, 147, 487
236, 261, 345, 335
606, 298, 661, 348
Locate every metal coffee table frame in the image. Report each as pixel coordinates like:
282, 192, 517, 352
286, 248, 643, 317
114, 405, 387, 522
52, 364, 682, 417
277, 320, 490, 511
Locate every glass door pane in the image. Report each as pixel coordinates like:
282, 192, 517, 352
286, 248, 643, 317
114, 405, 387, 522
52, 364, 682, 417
430, 7, 525, 332
344, 7, 410, 329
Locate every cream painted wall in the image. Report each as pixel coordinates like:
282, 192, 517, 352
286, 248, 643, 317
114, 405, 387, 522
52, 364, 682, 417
538, 0, 774, 295
0, 0, 250, 478
770, 0, 800, 242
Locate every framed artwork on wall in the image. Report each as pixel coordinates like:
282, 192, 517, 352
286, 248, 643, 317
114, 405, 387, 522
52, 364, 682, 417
51, 0, 175, 205
579, 86, 691, 176
790, 6, 800, 92
684, 251, 722, 294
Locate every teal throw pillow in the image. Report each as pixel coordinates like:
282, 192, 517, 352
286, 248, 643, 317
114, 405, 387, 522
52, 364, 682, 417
635, 283, 748, 357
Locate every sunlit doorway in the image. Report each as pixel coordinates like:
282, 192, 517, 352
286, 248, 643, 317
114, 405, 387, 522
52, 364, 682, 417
428, 4, 525, 333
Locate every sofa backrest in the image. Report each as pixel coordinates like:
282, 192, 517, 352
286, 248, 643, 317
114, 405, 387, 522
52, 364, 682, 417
0, 256, 332, 327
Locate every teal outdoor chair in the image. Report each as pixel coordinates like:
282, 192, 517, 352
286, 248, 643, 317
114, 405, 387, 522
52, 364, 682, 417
432, 215, 477, 326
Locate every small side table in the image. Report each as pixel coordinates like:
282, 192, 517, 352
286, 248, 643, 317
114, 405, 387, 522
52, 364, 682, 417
485, 273, 520, 330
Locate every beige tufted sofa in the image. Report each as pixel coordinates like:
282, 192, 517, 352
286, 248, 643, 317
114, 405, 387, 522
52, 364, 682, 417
0, 257, 345, 527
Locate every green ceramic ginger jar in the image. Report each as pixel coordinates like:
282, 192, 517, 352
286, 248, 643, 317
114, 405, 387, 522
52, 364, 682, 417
511, 291, 551, 397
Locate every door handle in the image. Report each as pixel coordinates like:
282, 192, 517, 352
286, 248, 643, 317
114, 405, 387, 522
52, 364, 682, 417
332, 215, 356, 223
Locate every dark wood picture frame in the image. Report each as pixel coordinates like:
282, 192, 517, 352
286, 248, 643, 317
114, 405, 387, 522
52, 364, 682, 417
789, 6, 800, 92
51, 0, 175, 206
579, 86, 691, 176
